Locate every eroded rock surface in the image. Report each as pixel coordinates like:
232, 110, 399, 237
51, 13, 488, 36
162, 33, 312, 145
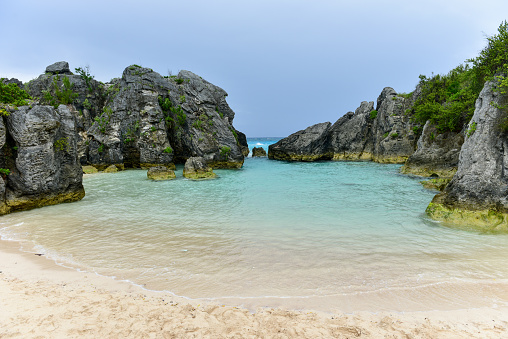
183, 156, 216, 180
269, 88, 418, 163
0, 105, 84, 214
427, 80, 508, 230
401, 121, 464, 178
251, 147, 267, 157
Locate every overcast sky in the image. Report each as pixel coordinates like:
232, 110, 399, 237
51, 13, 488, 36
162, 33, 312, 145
1, 1, 507, 137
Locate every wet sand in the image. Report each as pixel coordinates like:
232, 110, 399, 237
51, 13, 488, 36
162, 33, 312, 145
1, 238, 507, 338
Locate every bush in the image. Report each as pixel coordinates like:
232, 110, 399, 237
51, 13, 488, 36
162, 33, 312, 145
0, 80, 31, 106
369, 110, 378, 119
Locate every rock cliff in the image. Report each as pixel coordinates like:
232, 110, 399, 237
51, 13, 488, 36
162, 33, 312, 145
268, 87, 419, 163
426, 80, 508, 230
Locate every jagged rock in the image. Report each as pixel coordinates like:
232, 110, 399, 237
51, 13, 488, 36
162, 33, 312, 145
370, 88, 418, 163
268, 122, 332, 161
427, 80, 508, 230
147, 166, 176, 180
401, 121, 464, 178
235, 129, 249, 156
0, 105, 84, 214
329, 101, 374, 160
82, 165, 98, 174
269, 87, 418, 163
45, 61, 72, 75
183, 157, 216, 179
252, 147, 266, 157
84, 66, 244, 169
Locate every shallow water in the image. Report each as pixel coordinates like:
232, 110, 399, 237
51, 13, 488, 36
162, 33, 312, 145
2, 137, 508, 312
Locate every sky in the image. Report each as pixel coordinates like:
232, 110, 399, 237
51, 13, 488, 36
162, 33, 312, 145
1, 1, 508, 137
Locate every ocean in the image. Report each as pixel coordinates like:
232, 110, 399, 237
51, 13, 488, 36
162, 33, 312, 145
1, 137, 508, 312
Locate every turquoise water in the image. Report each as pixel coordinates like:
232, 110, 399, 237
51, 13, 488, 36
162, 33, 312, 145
1, 137, 508, 312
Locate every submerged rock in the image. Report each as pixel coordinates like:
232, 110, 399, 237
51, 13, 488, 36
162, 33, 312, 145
82, 165, 99, 174
147, 166, 176, 180
427, 80, 508, 231
183, 157, 216, 180
251, 147, 266, 157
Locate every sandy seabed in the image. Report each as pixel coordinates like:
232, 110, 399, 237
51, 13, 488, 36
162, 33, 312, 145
1, 239, 507, 338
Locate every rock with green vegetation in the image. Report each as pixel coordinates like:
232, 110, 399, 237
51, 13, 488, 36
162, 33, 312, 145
251, 147, 266, 157
183, 157, 217, 180
0, 104, 84, 215
401, 121, 463, 178
82, 165, 99, 174
269, 87, 419, 163
427, 80, 508, 230
147, 166, 176, 180
103, 165, 120, 173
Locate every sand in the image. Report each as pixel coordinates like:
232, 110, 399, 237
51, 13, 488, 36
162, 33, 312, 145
1, 239, 507, 338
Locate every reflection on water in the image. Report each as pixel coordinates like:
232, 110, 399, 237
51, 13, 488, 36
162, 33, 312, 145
2, 153, 508, 312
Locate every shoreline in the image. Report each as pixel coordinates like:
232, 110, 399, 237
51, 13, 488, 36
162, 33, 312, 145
1, 238, 508, 337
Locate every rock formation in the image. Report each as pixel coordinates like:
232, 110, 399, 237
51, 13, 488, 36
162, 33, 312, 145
426, 80, 508, 230
147, 166, 176, 180
268, 87, 419, 163
0, 61, 247, 215
0, 104, 84, 214
401, 121, 464, 178
183, 157, 217, 180
251, 147, 267, 157
26, 63, 247, 171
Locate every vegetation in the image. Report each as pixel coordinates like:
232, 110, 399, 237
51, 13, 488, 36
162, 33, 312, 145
42, 75, 78, 108
0, 80, 31, 106
54, 137, 70, 152
75, 66, 94, 93
163, 146, 173, 153
220, 146, 231, 157
467, 121, 477, 137
0, 168, 10, 176
369, 110, 378, 119
408, 21, 508, 133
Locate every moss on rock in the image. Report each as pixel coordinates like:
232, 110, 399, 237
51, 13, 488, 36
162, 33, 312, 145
147, 166, 176, 181
426, 202, 508, 232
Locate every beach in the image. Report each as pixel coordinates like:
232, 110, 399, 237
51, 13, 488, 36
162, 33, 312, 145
1, 239, 507, 338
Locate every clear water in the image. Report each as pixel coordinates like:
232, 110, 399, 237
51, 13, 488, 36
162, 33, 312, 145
1, 137, 508, 312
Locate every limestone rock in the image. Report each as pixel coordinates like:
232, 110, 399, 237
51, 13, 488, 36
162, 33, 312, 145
329, 101, 374, 160
45, 61, 72, 75
401, 121, 463, 178
269, 87, 418, 163
147, 166, 176, 180
252, 147, 266, 157
268, 122, 332, 161
82, 165, 99, 174
427, 80, 508, 230
103, 165, 119, 173
183, 157, 216, 180
1, 104, 84, 214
